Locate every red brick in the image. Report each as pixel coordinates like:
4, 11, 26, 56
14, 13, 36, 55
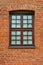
0, 0, 43, 65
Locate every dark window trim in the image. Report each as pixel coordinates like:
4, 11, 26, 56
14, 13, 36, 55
9, 10, 35, 48
9, 10, 34, 15
8, 46, 36, 49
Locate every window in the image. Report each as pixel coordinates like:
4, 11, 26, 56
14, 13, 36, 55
9, 10, 35, 48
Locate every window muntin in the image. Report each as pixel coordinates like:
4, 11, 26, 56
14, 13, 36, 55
9, 11, 34, 47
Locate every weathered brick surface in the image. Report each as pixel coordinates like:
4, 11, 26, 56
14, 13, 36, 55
0, 0, 43, 65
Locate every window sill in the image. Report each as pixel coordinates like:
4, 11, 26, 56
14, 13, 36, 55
8, 45, 36, 49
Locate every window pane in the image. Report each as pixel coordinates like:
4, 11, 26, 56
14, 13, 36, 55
16, 36, 21, 40
28, 20, 32, 23
17, 20, 20, 23
23, 20, 27, 23
11, 41, 15, 44
23, 31, 27, 35
23, 41, 27, 44
23, 24, 27, 28
17, 16, 21, 19
11, 31, 16, 35
11, 20, 16, 23
17, 31, 21, 35
28, 41, 32, 44
16, 41, 21, 44
28, 36, 32, 39
28, 24, 32, 28
11, 36, 16, 40
23, 36, 27, 40
28, 15, 32, 19
12, 15, 16, 19
23, 16, 27, 19
28, 31, 32, 35
17, 24, 21, 28
11, 24, 16, 28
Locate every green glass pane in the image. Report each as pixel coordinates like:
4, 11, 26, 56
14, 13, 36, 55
28, 20, 32, 23
12, 20, 16, 23
11, 31, 16, 35
17, 31, 21, 35
23, 41, 27, 44
23, 16, 27, 19
23, 36, 27, 40
12, 15, 16, 19
11, 24, 16, 28
28, 24, 32, 28
17, 16, 21, 19
23, 31, 27, 35
23, 24, 27, 28
23, 20, 27, 23
17, 24, 21, 28
28, 40, 32, 44
28, 36, 32, 39
11, 36, 16, 40
17, 20, 20, 23
28, 15, 32, 19
16, 41, 21, 44
16, 36, 21, 40
11, 41, 15, 44
28, 31, 32, 35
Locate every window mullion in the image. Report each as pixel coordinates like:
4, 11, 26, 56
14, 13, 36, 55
21, 15, 23, 45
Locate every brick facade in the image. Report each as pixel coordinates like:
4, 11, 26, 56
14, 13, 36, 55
0, 0, 43, 65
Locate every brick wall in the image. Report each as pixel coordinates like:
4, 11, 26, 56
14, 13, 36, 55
0, 0, 43, 65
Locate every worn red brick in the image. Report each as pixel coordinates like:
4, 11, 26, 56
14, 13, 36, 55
0, 0, 43, 65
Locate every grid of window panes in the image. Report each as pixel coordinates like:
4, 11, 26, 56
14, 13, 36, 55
23, 31, 32, 45
23, 15, 32, 28
11, 31, 21, 45
11, 15, 21, 28
11, 15, 33, 45
11, 15, 32, 28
